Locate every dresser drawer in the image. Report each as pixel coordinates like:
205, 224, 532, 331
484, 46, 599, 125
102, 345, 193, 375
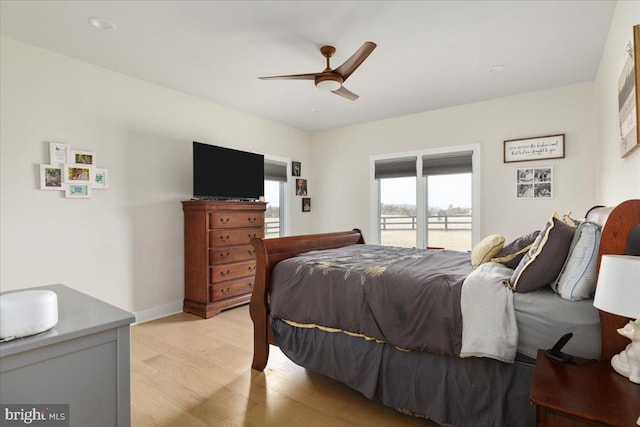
209, 228, 263, 247
209, 277, 254, 302
210, 212, 264, 229
210, 260, 256, 283
210, 245, 256, 264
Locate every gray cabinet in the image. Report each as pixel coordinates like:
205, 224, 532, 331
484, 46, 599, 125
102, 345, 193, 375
0, 285, 135, 427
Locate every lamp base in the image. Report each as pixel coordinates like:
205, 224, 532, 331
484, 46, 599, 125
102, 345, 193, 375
611, 320, 640, 384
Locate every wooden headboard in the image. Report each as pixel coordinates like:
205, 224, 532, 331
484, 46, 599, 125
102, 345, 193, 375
587, 199, 640, 361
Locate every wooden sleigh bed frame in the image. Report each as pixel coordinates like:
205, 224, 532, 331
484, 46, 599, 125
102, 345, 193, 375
249, 199, 640, 372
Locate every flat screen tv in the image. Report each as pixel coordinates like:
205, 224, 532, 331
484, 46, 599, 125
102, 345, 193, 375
193, 141, 264, 200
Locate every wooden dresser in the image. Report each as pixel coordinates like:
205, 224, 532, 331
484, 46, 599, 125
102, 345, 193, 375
182, 200, 266, 318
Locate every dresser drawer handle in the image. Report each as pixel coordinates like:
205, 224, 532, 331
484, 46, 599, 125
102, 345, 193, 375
248, 217, 257, 223
248, 266, 256, 273
219, 235, 230, 241
221, 288, 231, 295
248, 249, 255, 256
248, 233, 257, 238
220, 269, 231, 277
248, 282, 253, 288
219, 252, 230, 259
220, 217, 230, 224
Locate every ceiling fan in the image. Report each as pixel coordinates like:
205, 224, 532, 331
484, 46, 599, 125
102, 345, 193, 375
258, 42, 377, 101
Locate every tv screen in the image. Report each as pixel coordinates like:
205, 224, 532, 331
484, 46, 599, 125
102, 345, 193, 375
193, 141, 264, 200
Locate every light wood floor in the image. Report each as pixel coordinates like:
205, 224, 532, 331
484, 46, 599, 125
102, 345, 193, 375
131, 305, 438, 426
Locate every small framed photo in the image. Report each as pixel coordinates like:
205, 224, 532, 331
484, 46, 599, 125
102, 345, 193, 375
70, 150, 96, 165
516, 166, 553, 199
65, 184, 92, 199
302, 197, 311, 212
63, 164, 93, 184
295, 178, 308, 196
40, 164, 64, 190
292, 161, 301, 177
49, 142, 71, 165
93, 168, 109, 189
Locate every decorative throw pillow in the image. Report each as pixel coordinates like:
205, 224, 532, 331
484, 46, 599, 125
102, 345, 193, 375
561, 211, 583, 227
551, 221, 601, 300
471, 234, 505, 268
491, 230, 540, 269
510, 213, 575, 292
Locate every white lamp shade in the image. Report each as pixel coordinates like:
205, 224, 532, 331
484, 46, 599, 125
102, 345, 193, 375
593, 254, 640, 319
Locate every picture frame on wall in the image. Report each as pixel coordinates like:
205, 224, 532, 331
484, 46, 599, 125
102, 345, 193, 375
63, 164, 93, 184
93, 168, 109, 189
49, 142, 71, 165
516, 166, 553, 199
65, 184, 92, 199
504, 134, 565, 163
40, 164, 64, 190
70, 150, 96, 165
295, 178, 307, 196
302, 197, 311, 212
618, 24, 640, 158
292, 161, 301, 177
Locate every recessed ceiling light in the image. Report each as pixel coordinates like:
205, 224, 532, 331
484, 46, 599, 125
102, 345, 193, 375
488, 65, 506, 73
88, 17, 117, 30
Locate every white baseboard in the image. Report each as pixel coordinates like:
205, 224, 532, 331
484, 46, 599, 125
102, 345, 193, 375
134, 299, 183, 324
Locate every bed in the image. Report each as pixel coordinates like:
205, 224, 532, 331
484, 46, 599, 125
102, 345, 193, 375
248, 200, 640, 427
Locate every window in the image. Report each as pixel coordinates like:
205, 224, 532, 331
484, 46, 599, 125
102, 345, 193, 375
375, 157, 417, 247
372, 146, 479, 250
264, 159, 287, 238
422, 151, 473, 251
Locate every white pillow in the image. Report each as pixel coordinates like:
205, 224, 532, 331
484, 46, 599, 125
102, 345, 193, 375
551, 221, 601, 300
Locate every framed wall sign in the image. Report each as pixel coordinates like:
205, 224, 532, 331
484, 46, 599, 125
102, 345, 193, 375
618, 25, 640, 158
504, 134, 565, 163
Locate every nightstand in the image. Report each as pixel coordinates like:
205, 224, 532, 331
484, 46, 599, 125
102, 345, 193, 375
530, 349, 640, 427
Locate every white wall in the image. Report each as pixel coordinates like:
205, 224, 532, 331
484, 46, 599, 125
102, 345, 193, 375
594, 1, 640, 204
0, 37, 312, 320
310, 83, 597, 243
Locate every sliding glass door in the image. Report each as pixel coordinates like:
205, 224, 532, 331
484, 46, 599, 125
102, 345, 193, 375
372, 147, 478, 251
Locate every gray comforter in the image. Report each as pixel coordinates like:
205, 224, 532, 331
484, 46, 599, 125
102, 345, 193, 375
269, 244, 473, 356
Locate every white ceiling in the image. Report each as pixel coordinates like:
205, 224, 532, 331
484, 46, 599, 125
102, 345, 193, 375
0, 1, 615, 133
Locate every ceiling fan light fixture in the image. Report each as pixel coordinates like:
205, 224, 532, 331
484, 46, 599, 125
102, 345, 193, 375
315, 75, 343, 92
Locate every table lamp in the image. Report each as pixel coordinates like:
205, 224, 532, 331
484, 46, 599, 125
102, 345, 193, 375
593, 254, 640, 384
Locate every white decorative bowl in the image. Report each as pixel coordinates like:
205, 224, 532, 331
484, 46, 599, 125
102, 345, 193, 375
0, 290, 58, 340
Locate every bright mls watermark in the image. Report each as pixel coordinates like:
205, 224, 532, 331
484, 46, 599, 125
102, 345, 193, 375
0, 405, 69, 426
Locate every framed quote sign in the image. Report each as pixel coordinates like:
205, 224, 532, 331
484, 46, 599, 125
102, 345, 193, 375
618, 25, 640, 158
503, 134, 565, 163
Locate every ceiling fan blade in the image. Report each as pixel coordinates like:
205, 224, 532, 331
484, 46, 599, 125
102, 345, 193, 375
332, 86, 359, 101
258, 73, 318, 80
333, 41, 377, 81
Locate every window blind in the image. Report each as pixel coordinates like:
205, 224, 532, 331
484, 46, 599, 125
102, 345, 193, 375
422, 151, 473, 176
374, 157, 417, 179
264, 160, 287, 182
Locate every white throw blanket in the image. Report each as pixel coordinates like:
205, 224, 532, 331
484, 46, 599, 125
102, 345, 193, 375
460, 262, 518, 363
